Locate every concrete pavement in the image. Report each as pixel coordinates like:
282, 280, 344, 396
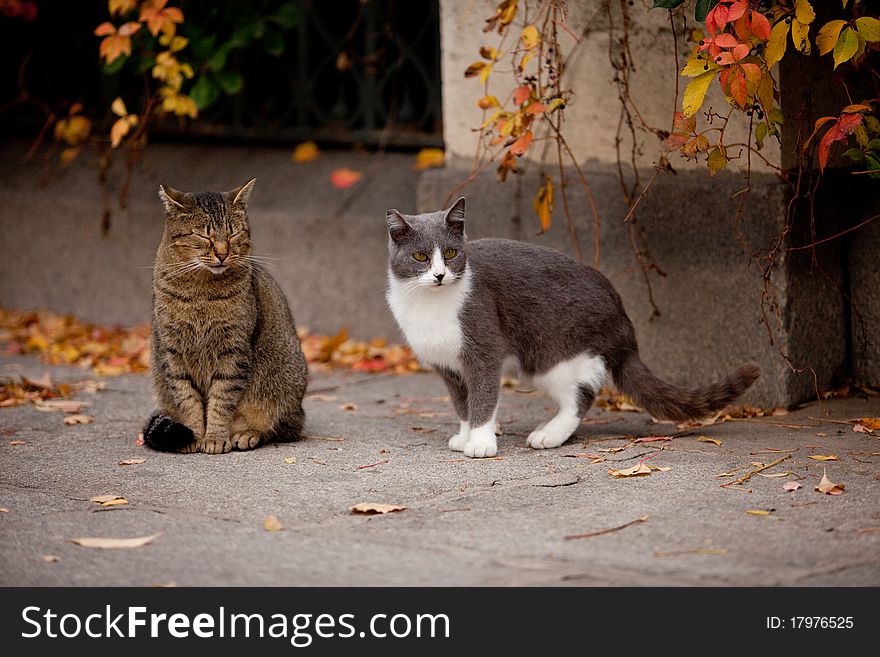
1, 353, 879, 586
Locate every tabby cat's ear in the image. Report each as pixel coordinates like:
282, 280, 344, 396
386, 209, 412, 243
158, 185, 190, 214
445, 197, 466, 234
229, 178, 257, 208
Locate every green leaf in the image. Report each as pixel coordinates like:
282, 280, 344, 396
189, 75, 220, 110
229, 23, 259, 49
707, 146, 727, 176
102, 55, 128, 75
214, 70, 244, 95
262, 28, 285, 57
842, 148, 864, 162
865, 116, 880, 135
867, 138, 880, 150
833, 27, 860, 69
755, 122, 768, 150
855, 16, 880, 42
769, 107, 785, 125
268, 3, 301, 29
652, 0, 684, 8
695, 0, 719, 23
207, 43, 231, 71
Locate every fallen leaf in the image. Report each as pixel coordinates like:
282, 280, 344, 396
283, 457, 297, 464
808, 454, 838, 461
135, 433, 145, 446
413, 147, 445, 170
306, 394, 337, 402
350, 502, 406, 515
853, 424, 870, 433
63, 414, 93, 425
746, 509, 772, 516
608, 463, 669, 478
101, 498, 129, 507
71, 534, 160, 549
598, 446, 628, 453
339, 402, 358, 412
861, 417, 880, 430
329, 168, 363, 189
291, 141, 319, 163
43, 555, 60, 563
816, 469, 844, 495
0, 507, 8, 512
756, 471, 792, 478
783, 481, 802, 492
89, 494, 122, 503
118, 458, 146, 465
34, 399, 89, 413
815, 432, 828, 437
697, 435, 722, 446
9, 440, 25, 446
716, 468, 742, 477
263, 514, 283, 532
634, 436, 671, 443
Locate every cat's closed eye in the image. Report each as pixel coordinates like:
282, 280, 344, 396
412, 251, 429, 262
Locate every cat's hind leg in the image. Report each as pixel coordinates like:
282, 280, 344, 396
436, 368, 470, 451
230, 403, 272, 451
528, 354, 605, 449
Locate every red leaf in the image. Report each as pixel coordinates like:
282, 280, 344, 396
726, 1, 748, 22
713, 33, 740, 48
817, 113, 863, 172
513, 85, 531, 105
749, 10, 771, 41
329, 168, 363, 189
525, 101, 545, 115
509, 130, 533, 156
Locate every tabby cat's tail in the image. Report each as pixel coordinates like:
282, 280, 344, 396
143, 411, 194, 452
613, 356, 760, 422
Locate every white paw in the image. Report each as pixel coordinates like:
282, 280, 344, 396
448, 431, 469, 451
464, 435, 497, 458
527, 427, 572, 450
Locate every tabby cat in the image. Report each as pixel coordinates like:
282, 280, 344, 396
386, 198, 759, 458
143, 178, 307, 454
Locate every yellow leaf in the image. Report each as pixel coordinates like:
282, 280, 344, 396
855, 17, 880, 43
350, 502, 406, 515
546, 98, 565, 113
519, 51, 534, 71
479, 45, 498, 60
746, 509, 772, 516
479, 62, 493, 84
477, 95, 500, 109
110, 116, 132, 148
680, 56, 717, 77
608, 463, 653, 478
263, 514, 283, 531
757, 73, 774, 112
100, 498, 129, 507
521, 24, 540, 49
816, 468, 845, 495
63, 414, 93, 425
533, 175, 553, 233
464, 61, 486, 78
832, 27, 859, 69
697, 435, 722, 446
71, 534, 160, 549
707, 146, 727, 176
816, 20, 846, 55
807, 454, 838, 461
90, 494, 123, 504
413, 147, 445, 171
283, 457, 297, 464
59, 147, 81, 167
682, 70, 716, 118
794, 0, 815, 26
860, 417, 880, 430
291, 140, 319, 163
54, 115, 92, 146
765, 20, 789, 68
791, 19, 812, 55
111, 97, 127, 117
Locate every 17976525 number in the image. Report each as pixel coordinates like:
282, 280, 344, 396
766, 617, 854, 630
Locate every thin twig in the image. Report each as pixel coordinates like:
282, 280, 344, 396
564, 515, 649, 540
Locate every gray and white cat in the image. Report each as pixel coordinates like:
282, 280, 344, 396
143, 178, 307, 454
386, 198, 759, 458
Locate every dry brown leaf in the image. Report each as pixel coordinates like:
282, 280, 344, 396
100, 498, 129, 507
283, 457, 297, 464
34, 399, 89, 413
853, 424, 870, 434
0, 507, 8, 513
63, 414, 93, 425
350, 502, 406, 515
860, 417, 880, 430
306, 394, 337, 402
89, 494, 124, 504
9, 440, 25, 446
263, 514, 283, 531
783, 481, 802, 491
598, 446, 628, 453
816, 469, 845, 495
70, 534, 160, 549
697, 435, 722, 446
808, 455, 838, 461
608, 463, 667, 477
756, 471, 791, 478
42, 555, 60, 563
118, 458, 146, 466
339, 402, 358, 412
746, 509, 772, 516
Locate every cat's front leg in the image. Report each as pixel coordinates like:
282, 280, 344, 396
436, 368, 470, 451
201, 374, 247, 454
462, 361, 502, 458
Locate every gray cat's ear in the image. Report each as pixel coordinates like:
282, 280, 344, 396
158, 185, 189, 214
445, 197, 466, 234
386, 209, 412, 242
229, 177, 257, 208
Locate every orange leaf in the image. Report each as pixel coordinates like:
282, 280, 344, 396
329, 168, 363, 189
525, 101, 545, 115
816, 468, 844, 495
464, 61, 487, 78
509, 130, 533, 156
110, 117, 131, 148
291, 141, 319, 163
477, 95, 500, 109
513, 85, 531, 106
413, 147, 445, 171
533, 175, 553, 233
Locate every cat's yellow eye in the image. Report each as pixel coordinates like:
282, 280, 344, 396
443, 248, 457, 259
412, 252, 429, 262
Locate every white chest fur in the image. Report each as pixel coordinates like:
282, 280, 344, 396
386, 268, 473, 372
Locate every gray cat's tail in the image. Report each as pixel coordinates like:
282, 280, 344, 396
613, 356, 760, 421
143, 411, 194, 452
